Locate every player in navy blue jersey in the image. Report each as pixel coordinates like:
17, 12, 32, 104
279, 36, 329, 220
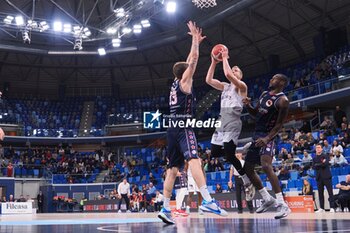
158, 21, 227, 225
242, 74, 291, 219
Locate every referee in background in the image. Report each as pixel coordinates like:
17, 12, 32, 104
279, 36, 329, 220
229, 152, 254, 214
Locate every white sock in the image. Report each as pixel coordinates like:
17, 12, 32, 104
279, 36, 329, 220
241, 174, 251, 185
259, 188, 272, 202
163, 197, 171, 211
275, 192, 285, 205
199, 185, 213, 202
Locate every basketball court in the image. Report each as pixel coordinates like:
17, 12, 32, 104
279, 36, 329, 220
1, 212, 350, 233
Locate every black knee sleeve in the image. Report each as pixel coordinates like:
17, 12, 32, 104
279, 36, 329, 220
211, 143, 224, 158
224, 140, 245, 175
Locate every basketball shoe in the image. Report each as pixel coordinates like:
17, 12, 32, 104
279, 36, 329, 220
256, 198, 277, 213
173, 209, 189, 217
200, 199, 228, 216
158, 208, 175, 224
274, 203, 291, 219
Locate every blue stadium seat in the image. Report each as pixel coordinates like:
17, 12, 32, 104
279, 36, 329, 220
290, 171, 299, 180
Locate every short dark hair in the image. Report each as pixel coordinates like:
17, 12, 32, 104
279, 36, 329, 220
275, 73, 289, 87
173, 62, 189, 79
315, 143, 323, 147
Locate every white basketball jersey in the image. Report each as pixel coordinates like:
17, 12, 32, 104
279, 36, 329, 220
220, 83, 243, 120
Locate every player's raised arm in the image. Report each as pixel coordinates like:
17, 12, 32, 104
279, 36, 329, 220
221, 50, 247, 95
205, 56, 225, 91
180, 21, 206, 94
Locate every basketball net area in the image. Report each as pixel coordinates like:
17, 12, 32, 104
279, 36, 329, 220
192, 0, 217, 9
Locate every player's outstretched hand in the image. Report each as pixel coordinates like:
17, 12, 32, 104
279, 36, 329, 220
242, 97, 251, 106
0, 128, 5, 141
187, 21, 206, 43
187, 21, 198, 36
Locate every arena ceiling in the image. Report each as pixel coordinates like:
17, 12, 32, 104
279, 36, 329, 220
0, 0, 349, 96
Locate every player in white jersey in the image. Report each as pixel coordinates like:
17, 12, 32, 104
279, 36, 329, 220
206, 50, 255, 201
185, 161, 204, 215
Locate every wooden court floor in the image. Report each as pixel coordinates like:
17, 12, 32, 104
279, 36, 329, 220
1, 212, 350, 233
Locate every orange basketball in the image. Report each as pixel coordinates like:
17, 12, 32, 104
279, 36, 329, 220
211, 44, 228, 61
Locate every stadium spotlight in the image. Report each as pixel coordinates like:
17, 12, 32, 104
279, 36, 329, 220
73, 37, 83, 50
39, 21, 49, 31
114, 8, 125, 18
15, 16, 24, 26
166, 1, 176, 13
98, 48, 106, 56
107, 27, 117, 34
112, 38, 121, 47
63, 24, 72, 33
133, 24, 142, 34
122, 27, 132, 34
141, 19, 151, 28
83, 27, 91, 37
4, 16, 14, 24
22, 30, 31, 44
53, 21, 62, 31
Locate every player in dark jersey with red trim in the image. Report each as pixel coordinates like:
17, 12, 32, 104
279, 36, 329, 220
243, 74, 291, 219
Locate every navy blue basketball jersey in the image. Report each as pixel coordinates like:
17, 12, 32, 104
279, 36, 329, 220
255, 91, 287, 133
169, 79, 195, 117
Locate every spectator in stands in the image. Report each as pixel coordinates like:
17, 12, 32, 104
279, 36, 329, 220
302, 151, 313, 165
320, 116, 333, 130
285, 154, 294, 170
213, 158, 224, 172
323, 140, 332, 155
301, 179, 316, 209
334, 106, 347, 128
340, 123, 348, 136
278, 166, 290, 180
292, 141, 304, 154
149, 173, 157, 185
7, 162, 13, 177
331, 150, 348, 166
339, 132, 350, 148
334, 174, 350, 212
293, 128, 302, 141
154, 190, 164, 212
331, 140, 343, 155
215, 184, 223, 193
117, 178, 131, 213
17, 195, 27, 202
147, 182, 157, 198
313, 144, 335, 213
279, 127, 289, 143
279, 148, 289, 161
318, 133, 327, 145
342, 117, 348, 127
300, 121, 311, 133
1, 196, 6, 202
8, 194, 14, 202
301, 179, 314, 196
109, 190, 117, 200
